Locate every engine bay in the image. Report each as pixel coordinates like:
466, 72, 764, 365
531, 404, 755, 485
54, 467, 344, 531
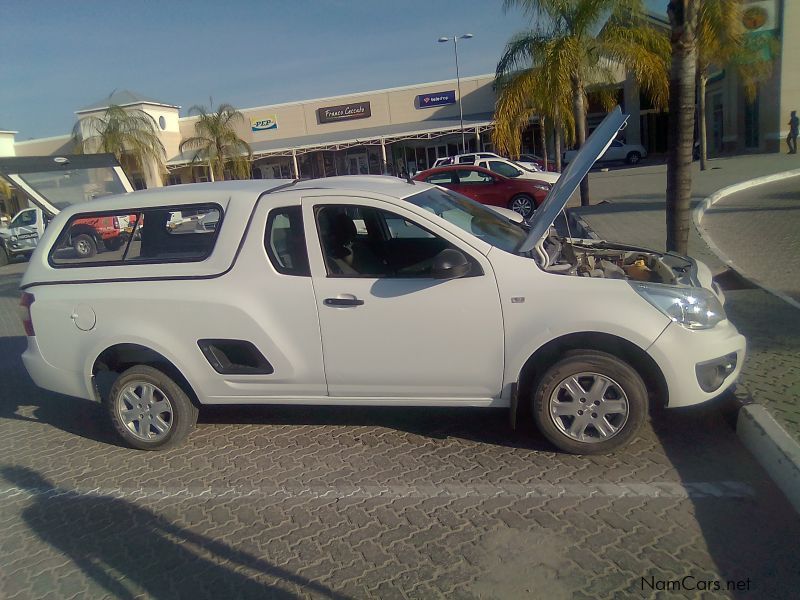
536, 232, 697, 286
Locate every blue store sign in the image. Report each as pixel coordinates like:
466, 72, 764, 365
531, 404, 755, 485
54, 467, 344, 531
415, 90, 456, 109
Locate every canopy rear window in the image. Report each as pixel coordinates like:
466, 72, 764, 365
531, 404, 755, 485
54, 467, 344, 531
48, 203, 223, 268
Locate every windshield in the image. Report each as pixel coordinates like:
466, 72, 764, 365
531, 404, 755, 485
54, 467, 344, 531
9, 210, 37, 229
406, 187, 526, 253
18, 166, 128, 211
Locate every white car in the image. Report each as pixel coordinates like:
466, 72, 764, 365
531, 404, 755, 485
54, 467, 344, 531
433, 153, 559, 184
19, 108, 744, 454
563, 139, 647, 165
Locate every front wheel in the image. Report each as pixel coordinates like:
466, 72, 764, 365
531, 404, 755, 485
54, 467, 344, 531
0, 246, 8, 267
509, 194, 536, 219
106, 365, 198, 450
531, 350, 647, 454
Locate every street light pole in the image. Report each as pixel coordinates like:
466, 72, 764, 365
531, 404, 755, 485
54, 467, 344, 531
439, 33, 473, 153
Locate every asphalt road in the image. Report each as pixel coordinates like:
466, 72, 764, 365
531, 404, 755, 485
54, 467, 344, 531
702, 175, 800, 303
1, 261, 799, 599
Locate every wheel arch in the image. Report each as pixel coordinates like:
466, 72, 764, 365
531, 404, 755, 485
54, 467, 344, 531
92, 342, 200, 407
514, 331, 668, 422
68, 224, 100, 243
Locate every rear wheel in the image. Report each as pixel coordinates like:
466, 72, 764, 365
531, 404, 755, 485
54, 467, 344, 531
72, 234, 97, 259
509, 194, 535, 219
106, 365, 198, 450
626, 151, 641, 165
531, 350, 647, 454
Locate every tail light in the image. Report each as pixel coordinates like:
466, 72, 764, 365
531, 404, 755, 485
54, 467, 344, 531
19, 292, 35, 336
113, 216, 120, 229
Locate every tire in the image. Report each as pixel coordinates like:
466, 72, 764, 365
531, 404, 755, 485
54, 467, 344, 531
72, 234, 97, 259
0, 246, 8, 267
626, 151, 641, 165
106, 365, 198, 451
531, 350, 647, 455
509, 194, 536, 219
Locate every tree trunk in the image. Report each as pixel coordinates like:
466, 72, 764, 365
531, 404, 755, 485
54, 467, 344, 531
698, 71, 708, 170
554, 122, 562, 173
539, 116, 548, 169
666, 0, 699, 255
572, 76, 589, 205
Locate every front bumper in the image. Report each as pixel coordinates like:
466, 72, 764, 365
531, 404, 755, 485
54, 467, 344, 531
22, 336, 92, 400
647, 320, 746, 408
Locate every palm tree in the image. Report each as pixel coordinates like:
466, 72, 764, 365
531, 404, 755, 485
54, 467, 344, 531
72, 105, 166, 183
179, 103, 252, 181
696, 0, 776, 170
665, 0, 700, 255
498, 0, 670, 205
492, 65, 575, 171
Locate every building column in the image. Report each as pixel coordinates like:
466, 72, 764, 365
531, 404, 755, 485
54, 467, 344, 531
143, 156, 164, 188
475, 128, 481, 152
623, 75, 642, 148
380, 138, 387, 174
292, 149, 300, 179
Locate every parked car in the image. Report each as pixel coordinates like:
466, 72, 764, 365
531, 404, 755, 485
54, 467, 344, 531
518, 153, 558, 172
0, 207, 44, 265
413, 165, 550, 219
563, 139, 647, 165
432, 152, 503, 168
19, 108, 744, 455
472, 157, 560, 185
432, 152, 556, 179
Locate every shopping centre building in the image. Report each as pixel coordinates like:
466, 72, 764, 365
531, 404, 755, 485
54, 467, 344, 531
0, 0, 796, 213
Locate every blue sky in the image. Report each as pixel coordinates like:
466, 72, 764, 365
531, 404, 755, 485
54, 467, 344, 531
1, 0, 668, 140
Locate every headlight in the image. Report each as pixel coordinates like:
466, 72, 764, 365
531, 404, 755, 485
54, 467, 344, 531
532, 184, 550, 191
10, 235, 18, 242
629, 282, 726, 330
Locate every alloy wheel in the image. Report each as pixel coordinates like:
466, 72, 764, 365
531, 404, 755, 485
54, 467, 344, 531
116, 381, 174, 442
548, 372, 629, 443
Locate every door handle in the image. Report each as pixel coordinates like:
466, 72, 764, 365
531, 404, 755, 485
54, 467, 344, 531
324, 296, 364, 307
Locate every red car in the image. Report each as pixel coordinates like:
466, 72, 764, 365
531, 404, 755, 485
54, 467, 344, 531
413, 165, 550, 219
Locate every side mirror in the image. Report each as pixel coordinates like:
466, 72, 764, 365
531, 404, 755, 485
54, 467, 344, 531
431, 248, 471, 280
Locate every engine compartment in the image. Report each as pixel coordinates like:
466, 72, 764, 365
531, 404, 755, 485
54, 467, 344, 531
537, 233, 697, 286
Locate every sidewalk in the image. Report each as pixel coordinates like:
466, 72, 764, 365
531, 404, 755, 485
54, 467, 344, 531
571, 152, 800, 507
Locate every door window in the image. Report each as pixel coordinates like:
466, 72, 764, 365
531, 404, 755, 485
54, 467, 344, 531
265, 206, 310, 276
315, 204, 472, 278
456, 169, 494, 184
425, 172, 455, 185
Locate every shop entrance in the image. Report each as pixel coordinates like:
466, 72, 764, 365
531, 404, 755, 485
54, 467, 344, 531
346, 152, 369, 175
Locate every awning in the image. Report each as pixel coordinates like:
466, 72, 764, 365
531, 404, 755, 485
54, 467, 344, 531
167, 113, 494, 167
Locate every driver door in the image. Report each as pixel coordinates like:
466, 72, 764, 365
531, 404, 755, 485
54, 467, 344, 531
302, 195, 504, 400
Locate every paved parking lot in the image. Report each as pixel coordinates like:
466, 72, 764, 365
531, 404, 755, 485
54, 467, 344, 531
1, 262, 799, 599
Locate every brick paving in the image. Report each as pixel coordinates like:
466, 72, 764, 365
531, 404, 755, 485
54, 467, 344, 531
1, 258, 800, 598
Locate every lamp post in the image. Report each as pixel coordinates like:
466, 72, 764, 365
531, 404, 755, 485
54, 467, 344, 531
438, 33, 473, 152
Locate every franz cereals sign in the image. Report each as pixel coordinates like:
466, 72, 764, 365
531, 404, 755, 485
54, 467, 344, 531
317, 102, 371, 124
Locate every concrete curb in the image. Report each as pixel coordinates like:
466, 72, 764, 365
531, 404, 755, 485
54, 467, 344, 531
691, 168, 800, 514
692, 168, 800, 311
738, 406, 800, 514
